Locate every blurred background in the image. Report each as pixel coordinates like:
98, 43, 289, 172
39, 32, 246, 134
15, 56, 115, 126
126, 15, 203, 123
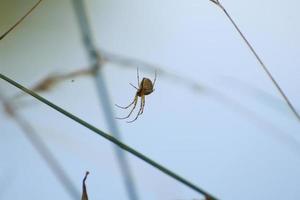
0, 0, 300, 199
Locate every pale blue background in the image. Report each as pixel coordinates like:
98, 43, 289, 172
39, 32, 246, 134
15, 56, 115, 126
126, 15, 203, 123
0, 0, 300, 199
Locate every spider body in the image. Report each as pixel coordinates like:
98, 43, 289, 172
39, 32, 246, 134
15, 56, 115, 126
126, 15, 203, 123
116, 69, 157, 123
137, 78, 154, 96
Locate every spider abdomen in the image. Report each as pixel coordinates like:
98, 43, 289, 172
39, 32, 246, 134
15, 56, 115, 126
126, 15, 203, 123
138, 78, 153, 96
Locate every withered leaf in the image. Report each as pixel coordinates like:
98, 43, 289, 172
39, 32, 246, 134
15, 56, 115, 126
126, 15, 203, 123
81, 171, 90, 200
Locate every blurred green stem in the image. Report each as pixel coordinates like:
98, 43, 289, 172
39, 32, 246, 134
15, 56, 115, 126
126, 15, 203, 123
71, 0, 139, 199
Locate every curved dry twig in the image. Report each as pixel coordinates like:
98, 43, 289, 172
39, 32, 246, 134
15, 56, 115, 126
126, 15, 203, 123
0, 0, 43, 41
209, 0, 300, 122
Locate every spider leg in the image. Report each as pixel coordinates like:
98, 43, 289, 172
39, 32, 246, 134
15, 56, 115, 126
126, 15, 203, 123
129, 83, 138, 90
116, 95, 138, 119
137, 67, 140, 85
127, 96, 144, 123
152, 70, 157, 87
139, 95, 145, 115
115, 94, 137, 109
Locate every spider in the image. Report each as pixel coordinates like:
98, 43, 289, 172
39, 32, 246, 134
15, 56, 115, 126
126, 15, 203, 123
115, 68, 157, 123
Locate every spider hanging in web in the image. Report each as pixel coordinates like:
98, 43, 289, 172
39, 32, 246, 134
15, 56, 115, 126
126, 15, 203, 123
115, 68, 157, 123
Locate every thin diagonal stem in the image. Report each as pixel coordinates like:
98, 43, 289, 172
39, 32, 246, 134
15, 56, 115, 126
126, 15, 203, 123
211, 1, 300, 122
0, 73, 218, 200
71, 0, 140, 199
0, 92, 80, 200
0, 0, 42, 40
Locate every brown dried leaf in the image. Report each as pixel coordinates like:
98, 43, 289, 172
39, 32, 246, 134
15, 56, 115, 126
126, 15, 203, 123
81, 171, 90, 200
32, 75, 60, 92
204, 195, 214, 200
